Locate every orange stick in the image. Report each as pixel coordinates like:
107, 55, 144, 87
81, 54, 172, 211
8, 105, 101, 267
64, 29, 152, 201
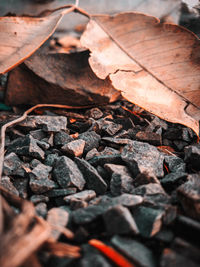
89, 239, 135, 267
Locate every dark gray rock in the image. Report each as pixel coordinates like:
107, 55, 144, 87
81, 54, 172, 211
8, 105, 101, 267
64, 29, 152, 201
54, 131, 73, 146
30, 194, 49, 204
88, 152, 122, 167
101, 137, 132, 146
53, 156, 85, 190
12, 178, 28, 198
122, 141, 164, 177
8, 135, 45, 160
102, 121, 123, 136
45, 188, 77, 198
36, 139, 50, 150
70, 199, 88, 210
104, 163, 131, 176
103, 205, 139, 235
132, 183, 167, 196
85, 148, 100, 161
29, 129, 46, 140
133, 206, 164, 237
35, 202, 47, 218
184, 144, 200, 171
110, 172, 134, 196
78, 131, 101, 153
112, 193, 143, 208
0, 176, 19, 196
87, 107, 103, 119
75, 157, 107, 195
44, 153, 59, 167
29, 163, 52, 180
19, 115, 67, 132
64, 190, 96, 203
161, 172, 188, 192
79, 244, 112, 267
30, 178, 57, 194
111, 235, 156, 267
61, 139, 85, 157
135, 131, 162, 146
30, 159, 41, 168
164, 155, 186, 173
47, 207, 69, 240
177, 174, 200, 220
3, 152, 28, 177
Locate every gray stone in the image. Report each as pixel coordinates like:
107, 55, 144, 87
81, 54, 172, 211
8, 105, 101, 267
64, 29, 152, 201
177, 174, 200, 220
47, 207, 69, 240
74, 157, 107, 195
30, 194, 49, 204
30, 159, 41, 168
102, 121, 122, 136
44, 153, 59, 167
54, 131, 73, 146
78, 131, 101, 153
3, 152, 27, 177
88, 153, 122, 167
122, 141, 164, 177
45, 188, 77, 198
0, 176, 19, 196
53, 156, 85, 190
133, 206, 164, 237
101, 137, 132, 145
61, 139, 85, 157
8, 135, 45, 160
64, 190, 96, 203
111, 235, 156, 267
133, 172, 160, 187
87, 107, 103, 119
36, 139, 50, 150
110, 172, 134, 196
164, 155, 186, 173
70, 199, 88, 210
184, 144, 200, 171
132, 183, 167, 196
30, 178, 57, 194
112, 193, 143, 208
29, 129, 46, 140
135, 131, 162, 146
29, 163, 52, 180
104, 163, 131, 176
85, 148, 100, 161
12, 178, 28, 198
35, 202, 47, 218
161, 172, 188, 192
19, 115, 67, 132
103, 205, 139, 235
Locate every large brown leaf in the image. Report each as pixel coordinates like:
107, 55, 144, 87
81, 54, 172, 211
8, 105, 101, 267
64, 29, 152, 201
0, 5, 75, 74
81, 12, 200, 135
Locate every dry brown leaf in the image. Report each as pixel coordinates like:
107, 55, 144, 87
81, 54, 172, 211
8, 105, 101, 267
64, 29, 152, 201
0, 5, 76, 74
81, 12, 200, 135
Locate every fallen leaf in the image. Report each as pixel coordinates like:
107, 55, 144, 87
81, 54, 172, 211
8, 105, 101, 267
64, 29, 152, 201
0, 5, 76, 74
5, 50, 120, 106
81, 12, 200, 135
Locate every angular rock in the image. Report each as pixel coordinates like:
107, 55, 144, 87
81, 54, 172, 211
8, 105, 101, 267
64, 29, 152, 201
8, 135, 45, 160
85, 148, 100, 161
3, 152, 28, 177
53, 156, 85, 190
47, 207, 69, 240
74, 157, 107, 195
78, 131, 101, 153
111, 235, 156, 267
102, 137, 132, 146
0, 176, 19, 196
102, 121, 123, 136
29, 163, 52, 180
112, 193, 143, 208
36, 139, 50, 150
35, 202, 47, 218
29, 178, 57, 194
110, 172, 134, 196
184, 144, 200, 171
161, 172, 188, 192
54, 131, 73, 146
18, 115, 67, 132
177, 174, 200, 220
104, 164, 131, 176
45, 188, 77, 198
164, 155, 186, 173
132, 183, 167, 196
61, 139, 85, 157
29, 129, 46, 140
88, 152, 122, 167
12, 178, 28, 198
87, 107, 103, 119
64, 190, 96, 203
133, 206, 164, 237
30, 194, 49, 204
103, 205, 139, 235
122, 141, 164, 177
135, 131, 162, 146
44, 153, 59, 167
70, 199, 88, 210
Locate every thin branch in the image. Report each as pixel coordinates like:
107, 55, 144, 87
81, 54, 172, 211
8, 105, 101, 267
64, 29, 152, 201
75, 0, 79, 7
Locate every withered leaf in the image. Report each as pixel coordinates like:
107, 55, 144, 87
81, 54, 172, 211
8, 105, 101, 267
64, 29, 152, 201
81, 12, 200, 135
0, 5, 75, 74
5, 50, 119, 106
